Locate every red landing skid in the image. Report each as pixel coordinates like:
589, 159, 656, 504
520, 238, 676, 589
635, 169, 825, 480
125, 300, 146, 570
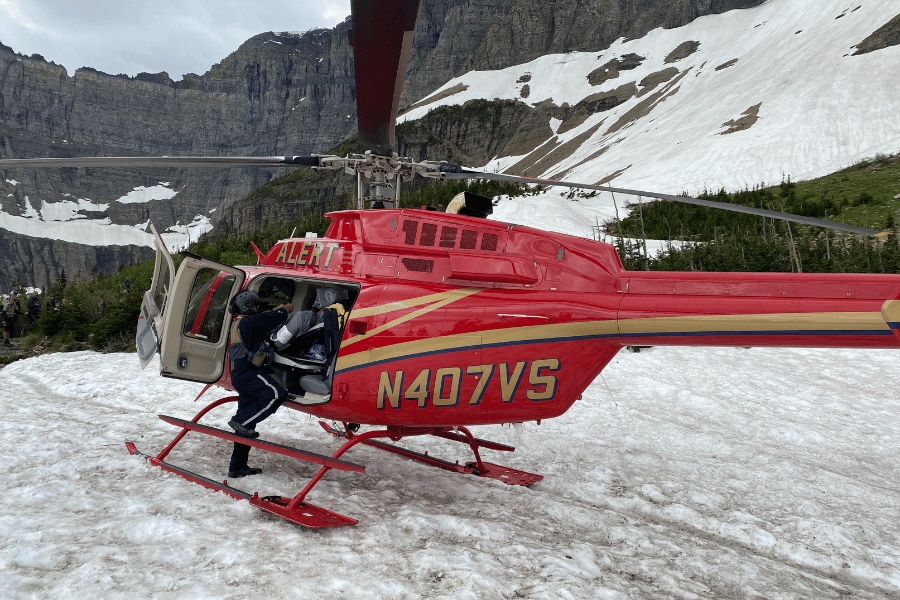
126, 396, 542, 529
318, 422, 544, 487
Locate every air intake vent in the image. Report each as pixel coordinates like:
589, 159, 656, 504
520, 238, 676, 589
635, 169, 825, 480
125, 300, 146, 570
402, 220, 418, 245
440, 226, 457, 248
419, 223, 437, 247
460, 229, 477, 249
402, 258, 434, 273
481, 232, 499, 252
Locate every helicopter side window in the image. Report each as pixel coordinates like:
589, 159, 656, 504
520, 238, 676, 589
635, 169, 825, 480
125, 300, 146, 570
182, 269, 236, 343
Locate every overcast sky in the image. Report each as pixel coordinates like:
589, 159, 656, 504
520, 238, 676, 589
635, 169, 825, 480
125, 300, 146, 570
0, 0, 351, 80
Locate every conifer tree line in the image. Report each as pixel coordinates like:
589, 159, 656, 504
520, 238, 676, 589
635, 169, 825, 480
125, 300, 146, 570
3, 265, 151, 361
601, 170, 900, 274
609, 226, 900, 274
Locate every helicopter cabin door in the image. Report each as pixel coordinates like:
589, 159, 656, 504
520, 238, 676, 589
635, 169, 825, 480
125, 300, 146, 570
157, 255, 246, 383
136, 223, 176, 369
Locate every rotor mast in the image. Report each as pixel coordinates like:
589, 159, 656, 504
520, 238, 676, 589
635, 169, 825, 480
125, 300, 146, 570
354, 152, 402, 210
348, 0, 422, 209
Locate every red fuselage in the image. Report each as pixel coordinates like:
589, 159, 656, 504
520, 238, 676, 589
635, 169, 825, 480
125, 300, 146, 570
224, 208, 900, 427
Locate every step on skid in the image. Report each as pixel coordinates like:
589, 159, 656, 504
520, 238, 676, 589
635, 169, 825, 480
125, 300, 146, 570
157, 415, 365, 472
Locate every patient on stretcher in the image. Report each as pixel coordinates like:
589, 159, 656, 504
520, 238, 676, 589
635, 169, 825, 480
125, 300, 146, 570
264, 286, 351, 403
269, 287, 346, 359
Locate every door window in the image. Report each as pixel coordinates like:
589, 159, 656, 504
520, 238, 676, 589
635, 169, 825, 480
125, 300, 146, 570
182, 269, 236, 343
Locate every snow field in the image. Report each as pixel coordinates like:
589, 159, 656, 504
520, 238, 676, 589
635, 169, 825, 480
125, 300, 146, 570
1, 347, 898, 599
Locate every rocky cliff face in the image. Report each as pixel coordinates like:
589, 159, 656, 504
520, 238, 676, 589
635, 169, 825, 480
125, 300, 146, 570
0, 0, 767, 290
0, 27, 358, 290
401, 0, 765, 104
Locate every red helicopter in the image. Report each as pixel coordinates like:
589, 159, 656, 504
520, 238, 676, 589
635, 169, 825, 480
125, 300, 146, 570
2, 0, 899, 529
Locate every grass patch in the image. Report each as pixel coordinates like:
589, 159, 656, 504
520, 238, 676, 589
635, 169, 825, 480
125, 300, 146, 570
794, 153, 900, 230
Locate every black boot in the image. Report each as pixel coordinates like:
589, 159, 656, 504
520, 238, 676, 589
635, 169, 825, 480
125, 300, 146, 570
228, 466, 262, 478
228, 419, 259, 438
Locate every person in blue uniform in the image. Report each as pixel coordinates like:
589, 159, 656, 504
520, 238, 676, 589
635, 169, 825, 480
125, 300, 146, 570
225, 290, 293, 478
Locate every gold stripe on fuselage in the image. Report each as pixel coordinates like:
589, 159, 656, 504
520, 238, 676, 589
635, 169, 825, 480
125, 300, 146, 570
342, 288, 482, 350
617, 311, 889, 336
336, 319, 620, 373
349, 289, 482, 320
337, 298, 891, 373
882, 299, 900, 328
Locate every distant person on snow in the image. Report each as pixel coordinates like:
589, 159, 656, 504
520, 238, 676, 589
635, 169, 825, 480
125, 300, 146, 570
27, 290, 41, 323
224, 290, 293, 478
1, 296, 9, 346
3, 292, 21, 346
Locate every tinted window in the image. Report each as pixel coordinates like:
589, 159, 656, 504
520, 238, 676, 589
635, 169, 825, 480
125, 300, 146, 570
183, 269, 236, 343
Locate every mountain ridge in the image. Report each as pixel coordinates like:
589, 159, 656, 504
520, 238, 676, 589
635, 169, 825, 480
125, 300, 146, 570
2, 0, 898, 291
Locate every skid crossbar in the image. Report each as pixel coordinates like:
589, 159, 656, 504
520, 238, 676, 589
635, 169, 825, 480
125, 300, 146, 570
318, 422, 543, 487
158, 415, 364, 472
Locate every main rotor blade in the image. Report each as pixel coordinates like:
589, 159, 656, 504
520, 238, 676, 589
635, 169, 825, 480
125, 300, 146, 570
350, 0, 421, 156
0, 156, 320, 169
439, 167, 879, 236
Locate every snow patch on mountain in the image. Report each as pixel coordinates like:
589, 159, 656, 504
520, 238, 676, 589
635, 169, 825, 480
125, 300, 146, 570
40, 197, 110, 221
0, 182, 211, 248
402, 0, 900, 197
115, 183, 178, 205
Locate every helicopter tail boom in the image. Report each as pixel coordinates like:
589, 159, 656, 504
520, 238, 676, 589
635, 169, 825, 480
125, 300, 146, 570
616, 271, 900, 349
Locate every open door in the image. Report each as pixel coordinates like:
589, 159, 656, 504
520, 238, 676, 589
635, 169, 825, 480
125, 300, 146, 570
157, 254, 246, 383
136, 223, 176, 369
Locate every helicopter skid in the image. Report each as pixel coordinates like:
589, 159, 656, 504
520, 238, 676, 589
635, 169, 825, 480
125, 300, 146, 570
127, 397, 540, 530
126, 441, 356, 528
319, 422, 543, 487
250, 494, 358, 528
126, 441, 251, 500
